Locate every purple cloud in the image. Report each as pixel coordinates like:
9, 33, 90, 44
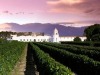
84, 9, 95, 13
2, 11, 34, 15
3, 11, 9, 13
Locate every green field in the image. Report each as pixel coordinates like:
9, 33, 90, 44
0, 41, 26, 75
0, 41, 100, 75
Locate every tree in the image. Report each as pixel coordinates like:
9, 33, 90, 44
91, 34, 100, 41
74, 37, 81, 42
84, 24, 100, 41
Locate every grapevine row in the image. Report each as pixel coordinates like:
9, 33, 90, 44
42, 42, 100, 61
29, 43, 74, 75
34, 43, 100, 75
0, 41, 26, 75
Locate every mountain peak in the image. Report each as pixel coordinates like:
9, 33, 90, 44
0, 23, 87, 36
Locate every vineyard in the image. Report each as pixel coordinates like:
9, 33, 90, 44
0, 41, 100, 75
30, 42, 100, 75
0, 41, 26, 75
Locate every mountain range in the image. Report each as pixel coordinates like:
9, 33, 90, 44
0, 23, 87, 36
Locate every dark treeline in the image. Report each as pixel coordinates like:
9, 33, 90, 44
0, 31, 44, 39
84, 24, 100, 41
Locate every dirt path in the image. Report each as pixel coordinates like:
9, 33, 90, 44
11, 45, 39, 75
24, 45, 39, 75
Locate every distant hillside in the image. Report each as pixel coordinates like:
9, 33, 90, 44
0, 23, 87, 36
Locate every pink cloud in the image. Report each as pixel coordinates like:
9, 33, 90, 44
47, 0, 86, 13
0, 23, 11, 31
47, 0, 100, 16
47, 0, 83, 5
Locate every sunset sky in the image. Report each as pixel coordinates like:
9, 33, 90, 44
0, 0, 100, 26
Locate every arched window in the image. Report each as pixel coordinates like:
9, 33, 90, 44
34, 39, 36, 42
23, 39, 25, 41
56, 33, 57, 35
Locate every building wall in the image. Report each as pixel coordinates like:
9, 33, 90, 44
60, 36, 86, 42
79, 37, 87, 41
11, 35, 51, 42
10, 35, 86, 42
60, 37, 75, 41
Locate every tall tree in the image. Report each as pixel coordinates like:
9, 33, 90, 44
84, 24, 100, 41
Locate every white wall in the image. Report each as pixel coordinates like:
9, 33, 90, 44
60, 37, 75, 41
10, 35, 86, 42
79, 37, 87, 41
11, 35, 51, 42
60, 36, 86, 42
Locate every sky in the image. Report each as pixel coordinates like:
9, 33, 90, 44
0, 0, 100, 27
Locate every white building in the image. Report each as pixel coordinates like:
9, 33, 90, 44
52, 28, 60, 42
10, 34, 51, 42
60, 36, 86, 42
9, 28, 86, 42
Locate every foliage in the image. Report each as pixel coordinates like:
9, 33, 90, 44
0, 31, 15, 39
0, 41, 26, 75
61, 41, 91, 46
84, 24, 100, 41
91, 34, 100, 41
29, 43, 73, 75
42, 42, 100, 61
34, 42, 100, 75
74, 37, 81, 41
94, 42, 100, 47
0, 38, 7, 43
0, 31, 33, 39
